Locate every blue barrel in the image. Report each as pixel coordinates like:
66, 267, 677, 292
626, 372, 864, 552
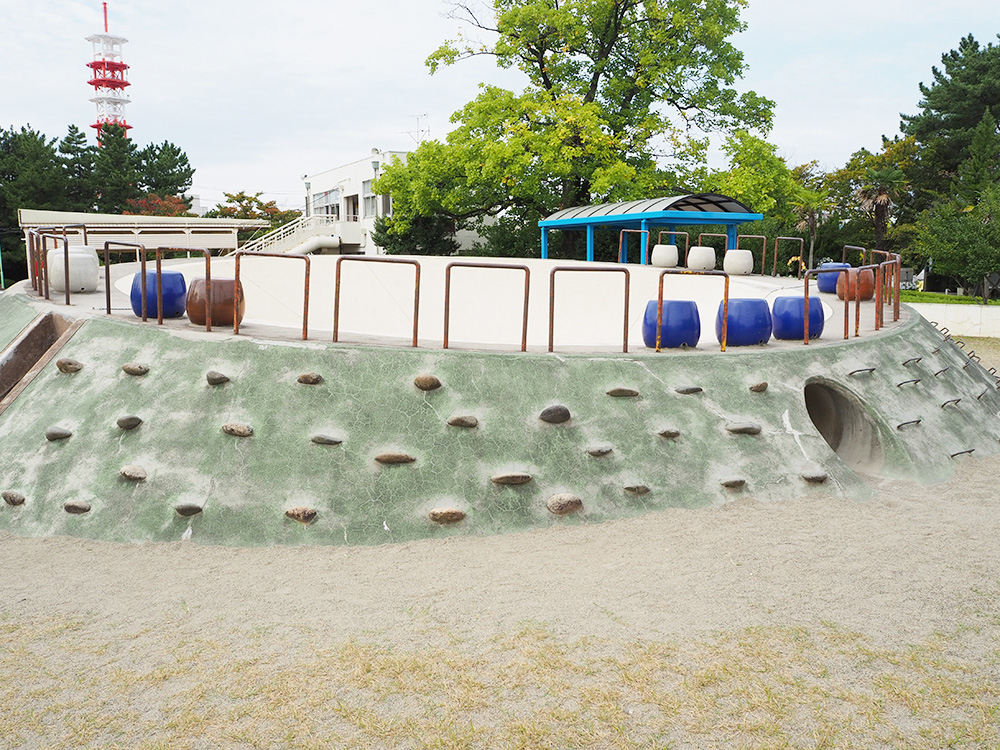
642, 299, 700, 349
716, 298, 772, 346
130, 270, 188, 319
817, 262, 850, 294
771, 296, 825, 340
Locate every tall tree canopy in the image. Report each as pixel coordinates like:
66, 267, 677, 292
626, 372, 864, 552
378, 0, 773, 256
901, 34, 1000, 206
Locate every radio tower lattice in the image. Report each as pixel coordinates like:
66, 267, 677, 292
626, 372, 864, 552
86, 2, 131, 141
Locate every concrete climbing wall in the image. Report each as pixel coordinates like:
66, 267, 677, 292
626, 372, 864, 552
1, 293, 998, 547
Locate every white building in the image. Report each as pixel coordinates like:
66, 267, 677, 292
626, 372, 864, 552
301, 149, 406, 255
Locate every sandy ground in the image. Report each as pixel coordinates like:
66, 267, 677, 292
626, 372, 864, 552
2, 336, 1000, 748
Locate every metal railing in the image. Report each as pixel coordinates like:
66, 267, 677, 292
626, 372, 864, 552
653, 269, 730, 352
617, 228, 649, 264
655, 230, 689, 262
548, 266, 630, 353
234, 251, 311, 340
443, 261, 530, 351
735, 234, 767, 275
333, 256, 421, 347
237, 215, 341, 255
697, 232, 729, 252
28, 225, 90, 304
102, 241, 148, 317
802, 264, 881, 343
158, 247, 214, 330
769, 237, 805, 278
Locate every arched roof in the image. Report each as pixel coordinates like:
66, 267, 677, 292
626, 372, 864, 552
542, 193, 754, 222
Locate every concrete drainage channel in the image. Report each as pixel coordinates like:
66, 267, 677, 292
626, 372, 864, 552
0, 313, 82, 417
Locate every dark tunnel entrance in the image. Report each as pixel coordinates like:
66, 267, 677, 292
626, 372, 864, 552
804, 379, 884, 473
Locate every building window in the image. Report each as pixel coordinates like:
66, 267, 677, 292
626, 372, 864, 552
312, 188, 340, 218
362, 180, 377, 218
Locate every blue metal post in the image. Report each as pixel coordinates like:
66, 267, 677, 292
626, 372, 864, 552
640, 220, 649, 265
541, 228, 548, 259
586, 225, 595, 262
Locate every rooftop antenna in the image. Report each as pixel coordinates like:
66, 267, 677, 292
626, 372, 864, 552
404, 114, 430, 145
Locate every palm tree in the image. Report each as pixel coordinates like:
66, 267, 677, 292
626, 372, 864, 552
791, 186, 829, 270
856, 167, 907, 252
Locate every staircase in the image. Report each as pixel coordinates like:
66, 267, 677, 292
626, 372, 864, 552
233, 215, 363, 256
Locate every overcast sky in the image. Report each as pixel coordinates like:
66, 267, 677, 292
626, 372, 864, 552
2, 1, 998, 212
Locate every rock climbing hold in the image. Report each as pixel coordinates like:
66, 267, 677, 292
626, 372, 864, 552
2, 490, 25, 507
45, 426, 72, 441
222, 423, 253, 438
414, 374, 442, 391
122, 363, 149, 376
56, 358, 83, 373
206, 371, 230, 386
429, 508, 466, 524
297, 372, 323, 385
117, 415, 142, 431
375, 452, 416, 464
285, 506, 318, 524
540, 405, 571, 424
491, 472, 532, 486
546, 493, 582, 515
120, 465, 147, 482
606, 387, 639, 398
447, 415, 479, 429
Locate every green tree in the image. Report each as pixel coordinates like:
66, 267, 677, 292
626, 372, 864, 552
702, 131, 797, 219
58, 124, 96, 212
901, 34, 1000, 207
915, 183, 1000, 294
204, 191, 301, 244
138, 140, 194, 203
372, 214, 460, 256
856, 167, 908, 252
953, 112, 1000, 206
380, 0, 773, 256
92, 123, 141, 213
790, 186, 831, 270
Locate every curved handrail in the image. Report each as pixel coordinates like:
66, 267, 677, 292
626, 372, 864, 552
157, 247, 213, 330
736, 234, 767, 275
654, 268, 730, 352
233, 251, 311, 340
771, 237, 805, 278
618, 228, 649, 264
548, 266, 630, 353
841, 244, 866, 265
334, 256, 421, 347
444, 261, 530, 351
697, 233, 729, 253
656, 230, 689, 259
102, 241, 148, 317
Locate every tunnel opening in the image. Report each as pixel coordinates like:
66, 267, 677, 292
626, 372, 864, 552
804, 378, 884, 473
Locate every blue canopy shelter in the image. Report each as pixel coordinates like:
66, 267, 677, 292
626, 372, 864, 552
538, 194, 763, 264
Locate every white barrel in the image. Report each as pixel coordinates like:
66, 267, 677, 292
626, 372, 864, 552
47, 245, 100, 293
687, 245, 716, 270
650, 244, 678, 268
722, 249, 754, 275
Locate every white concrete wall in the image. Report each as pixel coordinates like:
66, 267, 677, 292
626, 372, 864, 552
908, 302, 1000, 337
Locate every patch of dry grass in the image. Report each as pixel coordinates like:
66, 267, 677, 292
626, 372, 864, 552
2, 613, 999, 749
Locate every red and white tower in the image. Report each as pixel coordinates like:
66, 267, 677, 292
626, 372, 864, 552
86, 2, 131, 140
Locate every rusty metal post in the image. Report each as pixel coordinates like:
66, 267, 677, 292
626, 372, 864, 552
443, 261, 530, 351
334, 256, 421, 347
548, 266, 630, 353
232, 251, 311, 339
654, 268, 730, 352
